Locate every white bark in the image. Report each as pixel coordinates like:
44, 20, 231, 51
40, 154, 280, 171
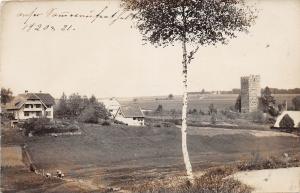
181, 39, 194, 183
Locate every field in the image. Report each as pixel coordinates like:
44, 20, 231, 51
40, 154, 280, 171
119, 94, 300, 112
24, 123, 300, 190
1, 146, 25, 167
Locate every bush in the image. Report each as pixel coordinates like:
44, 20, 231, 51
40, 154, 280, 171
79, 105, 99, 123
249, 111, 266, 123
131, 166, 252, 193
279, 114, 295, 130
20, 118, 79, 136
102, 120, 111, 126
292, 96, 300, 110
210, 113, 217, 124
221, 109, 239, 120
113, 119, 127, 125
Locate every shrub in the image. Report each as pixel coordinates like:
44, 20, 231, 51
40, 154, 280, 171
210, 113, 217, 125
21, 118, 51, 135
131, 166, 252, 193
279, 114, 295, 130
250, 111, 265, 123
20, 118, 79, 136
79, 105, 99, 123
102, 120, 111, 126
292, 96, 300, 110
113, 119, 126, 125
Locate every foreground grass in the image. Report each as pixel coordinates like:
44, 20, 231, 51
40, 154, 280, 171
129, 166, 252, 193
127, 154, 300, 193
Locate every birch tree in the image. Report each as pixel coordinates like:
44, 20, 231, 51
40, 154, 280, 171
122, 0, 256, 182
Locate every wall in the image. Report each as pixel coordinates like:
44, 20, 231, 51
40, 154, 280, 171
241, 75, 261, 113
115, 114, 144, 126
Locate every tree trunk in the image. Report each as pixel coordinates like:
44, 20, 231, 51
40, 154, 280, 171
181, 39, 194, 183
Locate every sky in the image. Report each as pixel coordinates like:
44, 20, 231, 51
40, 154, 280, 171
1, 0, 300, 98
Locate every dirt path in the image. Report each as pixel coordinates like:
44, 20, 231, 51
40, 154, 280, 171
234, 167, 300, 193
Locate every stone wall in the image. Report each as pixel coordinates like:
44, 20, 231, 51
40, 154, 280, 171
241, 75, 261, 113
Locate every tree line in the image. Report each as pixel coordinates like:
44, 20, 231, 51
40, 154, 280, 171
55, 93, 109, 123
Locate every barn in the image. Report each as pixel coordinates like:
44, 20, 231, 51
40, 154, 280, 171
100, 98, 145, 126
273, 111, 300, 128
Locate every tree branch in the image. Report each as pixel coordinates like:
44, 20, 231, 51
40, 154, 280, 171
187, 46, 199, 64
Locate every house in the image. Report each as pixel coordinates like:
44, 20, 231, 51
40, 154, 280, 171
100, 98, 121, 118
273, 111, 300, 128
115, 104, 145, 126
5, 91, 55, 122
100, 98, 145, 126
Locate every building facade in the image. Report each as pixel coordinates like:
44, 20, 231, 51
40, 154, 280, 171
101, 98, 145, 126
240, 75, 261, 113
5, 92, 55, 121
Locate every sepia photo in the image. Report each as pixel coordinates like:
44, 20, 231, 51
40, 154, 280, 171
0, 0, 300, 192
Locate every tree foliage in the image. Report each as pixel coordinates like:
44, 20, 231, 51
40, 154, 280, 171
122, 0, 256, 49
155, 104, 163, 113
1, 88, 13, 104
279, 114, 295, 130
292, 96, 300, 111
55, 93, 109, 122
235, 94, 241, 112
260, 86, 278, 116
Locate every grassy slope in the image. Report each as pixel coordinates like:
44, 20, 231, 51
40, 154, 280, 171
26, 124, 300, 187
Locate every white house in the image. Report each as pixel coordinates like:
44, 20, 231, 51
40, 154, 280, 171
5, 92, 55, 121
274, 111, 300, 128
100, 98, 121, 118
101, 98, 145, 126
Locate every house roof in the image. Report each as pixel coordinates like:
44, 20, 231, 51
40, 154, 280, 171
120, 104, 144, 118
34, 93, 55, 105
100, 98, 120, 110
5, 93, 55, 110
274, 111, 300, 128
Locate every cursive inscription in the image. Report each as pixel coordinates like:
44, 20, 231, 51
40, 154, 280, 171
17, 7, 136, 32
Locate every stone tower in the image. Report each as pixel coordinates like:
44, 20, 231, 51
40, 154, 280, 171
240, 75, 261, 113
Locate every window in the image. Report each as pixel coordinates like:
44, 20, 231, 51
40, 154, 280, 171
25, 104, 33, 108
24, 112, 29, 116
35, 104, 41, 108
46, 111, 51, 116
36, 112, 41, 117
133, 117, 136, 120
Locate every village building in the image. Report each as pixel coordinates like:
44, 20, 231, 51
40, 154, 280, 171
101, 98, 145, 126
273, 111, 300, 128
240, 75, 261, 113
5, 91, 55, 122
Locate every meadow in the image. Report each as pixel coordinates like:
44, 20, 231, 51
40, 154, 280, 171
25, 123, 300, 189
119, 94, 299, 112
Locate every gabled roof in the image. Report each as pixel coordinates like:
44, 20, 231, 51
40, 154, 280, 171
34, 93, 55, 106
120, 104, 144, 118
274, 111, 300, 128
5, 93, 55, 110
100, 98, 120, 110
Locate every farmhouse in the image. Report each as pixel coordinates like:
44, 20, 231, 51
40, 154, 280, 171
5, 91, 55, 121
101, 98, 145, 126
274, 111, 300, 128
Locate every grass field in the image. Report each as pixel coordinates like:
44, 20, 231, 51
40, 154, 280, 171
25, 123, 300, 189
119, 94, 300, 111
1, 146, 25, 167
